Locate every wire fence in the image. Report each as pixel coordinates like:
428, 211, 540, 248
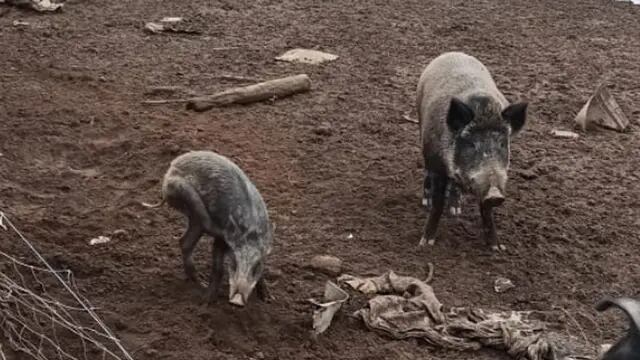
0, 210, 134, 360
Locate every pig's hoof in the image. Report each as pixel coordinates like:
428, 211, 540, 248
490, 244, 507, 252
419, 237, 435, 247
449, 206, 462, 216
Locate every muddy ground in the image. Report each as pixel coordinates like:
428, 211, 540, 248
1, 0, 640, 359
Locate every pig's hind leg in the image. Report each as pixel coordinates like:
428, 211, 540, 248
166, 179, 210, 284
165, 178, 218, 236
178, 218, 203, 284
419, 173, 447, 247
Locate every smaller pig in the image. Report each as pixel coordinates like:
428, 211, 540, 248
143, 150, 273, 307
417, 52, 528, 251
596, 297, 640, 360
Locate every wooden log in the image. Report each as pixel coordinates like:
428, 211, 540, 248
186, 74, 311, 112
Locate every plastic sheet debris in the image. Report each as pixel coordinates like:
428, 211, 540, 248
575, 85, 629, 132
308, 281, 349, 336
276, 49, 338, 65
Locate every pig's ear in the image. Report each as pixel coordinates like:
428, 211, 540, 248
502, 102, 528, 135
447, 97, 474, 132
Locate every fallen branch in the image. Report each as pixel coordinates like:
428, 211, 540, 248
141, 99, 192, 105
186, 74, 311, 112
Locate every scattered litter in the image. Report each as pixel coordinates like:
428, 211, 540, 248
144, 22, 164, 34
575, 85, 629, 132
0, 212, 7, 231
67, 166, 99, 178
12, 19, 29, 26
309, 255, 343, 276
338, 270, 565, 360
308, 281, 349, 336
144, 17, 201, 35
494, 277, 515, 293
402, 113, 419, 124
0, 0, 63, 12
347, 233, 354, 240
89, 236, 111, 246
276, 48, 338, 65
160, 16, 183, 23
551, 129, 580, 139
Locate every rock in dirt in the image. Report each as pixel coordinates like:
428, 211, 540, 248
308, 255, 343, 276
276, 48, 338, 65
112, 229, 129, 239
494, 277, 515, 293
575, 85, 629, 132
144, 17, 201, 35
313, 122, 333, 136
89, 236, 111, 246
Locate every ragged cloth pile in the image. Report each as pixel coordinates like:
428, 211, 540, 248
338, 271, 559, 360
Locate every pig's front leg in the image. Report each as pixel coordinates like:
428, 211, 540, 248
422, 169, 432, 208
256, 277, 274, 303
419, 173, 447, 247
447, 181, 462, 216
204, 238, 227, 304
480, 203, 505, 251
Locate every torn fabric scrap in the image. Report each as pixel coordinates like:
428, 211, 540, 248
339, 271, 560, 360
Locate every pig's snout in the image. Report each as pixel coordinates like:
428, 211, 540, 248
229, 277, 254, 307
482, 186, 505, 208
229, 293, 246, 307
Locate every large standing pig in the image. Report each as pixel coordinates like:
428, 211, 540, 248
144, 150, 273, 306
417, 52, 528, 251
596, 297, 640, 360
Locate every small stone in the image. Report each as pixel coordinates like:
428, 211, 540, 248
309, 255, 343, 276
517, 169, 538, 181
265, 267, 283, 282
145, 349, 159, 357
112, 229, 129, 239
494, 277, 515, 293
313, 122, 333, 136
